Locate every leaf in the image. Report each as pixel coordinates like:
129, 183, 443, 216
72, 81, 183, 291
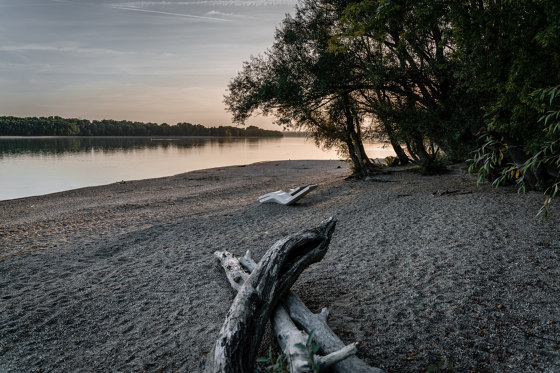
312, 344, 321, 354
306, 331, 315, 345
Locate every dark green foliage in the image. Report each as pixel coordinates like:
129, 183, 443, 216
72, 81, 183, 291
294, 331, 321, 373
455, 0, 560, 215
225, 0, 380, 177
469, 86, 560, 219
226, 0, 559, 182
334, 0, 485, 168
467, 135, 510, 185
0, 116, 282, 138
334, 0, 560, 212
255, 347, 289, 373
450, 0, 560, 142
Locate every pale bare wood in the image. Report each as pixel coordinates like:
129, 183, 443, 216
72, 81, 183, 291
271, 305, 311, 372
214, 250, 249, 292
215, 249, 360, 373
240, 250, 385, 373
206, 218, 337, 373
317, 343, 358, 370
214, 250, 310, 371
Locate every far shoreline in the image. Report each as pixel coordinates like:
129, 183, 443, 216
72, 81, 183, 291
0, 135, 286, 139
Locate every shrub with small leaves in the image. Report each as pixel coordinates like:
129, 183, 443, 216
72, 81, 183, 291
468, 85, 560, 219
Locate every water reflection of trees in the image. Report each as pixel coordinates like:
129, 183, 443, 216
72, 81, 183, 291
0, 137, 284, 157
0, 138, 208, 156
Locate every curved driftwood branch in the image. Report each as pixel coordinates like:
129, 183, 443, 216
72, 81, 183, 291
283, 295, 384, 373
206, 218, 337, 373
216, 249, 359, 372
240, 250, 385, 373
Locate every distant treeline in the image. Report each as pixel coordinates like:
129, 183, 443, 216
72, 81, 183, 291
282, 131, 309, 137
0, 116, 283, 138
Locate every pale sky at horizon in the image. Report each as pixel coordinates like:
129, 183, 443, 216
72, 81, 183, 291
0, 0, 298, 129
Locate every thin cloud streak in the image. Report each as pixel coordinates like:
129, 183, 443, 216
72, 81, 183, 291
116, 1, 297, 8
206, 10, 254, 18
1, 0, 296, 128
0, 44, 134, 56
108, 5, 231, 21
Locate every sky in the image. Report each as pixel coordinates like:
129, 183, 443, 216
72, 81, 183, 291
0, 0, 298, 129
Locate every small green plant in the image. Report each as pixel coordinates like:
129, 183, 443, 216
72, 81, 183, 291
426, 356, 453, 372
256, 347, 289, 373
295, 331, 321, 373
256, 332, 322, 373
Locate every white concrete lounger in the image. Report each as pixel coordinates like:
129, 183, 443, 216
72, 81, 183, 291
258, 184, 318, 205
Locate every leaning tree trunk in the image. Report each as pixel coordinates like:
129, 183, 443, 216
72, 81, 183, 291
342, 95, 376, 177
382, 121, 409, 165
205, 218, 337, 373
345, 138, 366, 176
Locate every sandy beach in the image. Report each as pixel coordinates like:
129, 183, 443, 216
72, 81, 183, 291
1, 160, 559, 372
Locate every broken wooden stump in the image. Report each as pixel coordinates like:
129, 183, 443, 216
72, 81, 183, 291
206, 218, 337, 373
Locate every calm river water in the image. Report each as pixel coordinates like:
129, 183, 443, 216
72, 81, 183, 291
0, 137, 395, 201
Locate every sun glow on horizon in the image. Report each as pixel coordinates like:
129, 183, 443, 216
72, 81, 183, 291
0, 0, 297, 130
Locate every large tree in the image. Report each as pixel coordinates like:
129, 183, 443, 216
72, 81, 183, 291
451, 0, 560, 191
225, 0, 379, 176
333, 0, 485, 169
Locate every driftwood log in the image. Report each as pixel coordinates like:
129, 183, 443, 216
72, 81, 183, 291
240, 252, 385, 373
271, 305, 359, 372
206, 218, 337, 373
216, 248, 359, 372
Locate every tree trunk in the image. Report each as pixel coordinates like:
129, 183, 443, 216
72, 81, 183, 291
342, 95, 375, 177
382, 121, 409, 165
412, 133, 432, 163
206, 218, 337, 373
345, 138, 365, 175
